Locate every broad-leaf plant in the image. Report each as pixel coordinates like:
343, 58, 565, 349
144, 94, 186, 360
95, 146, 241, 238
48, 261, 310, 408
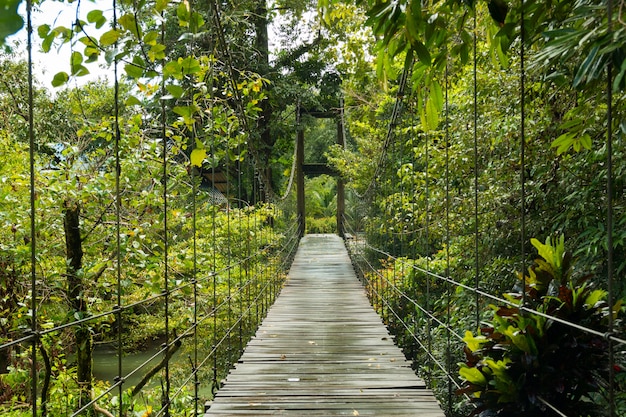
459, 235, 623, 416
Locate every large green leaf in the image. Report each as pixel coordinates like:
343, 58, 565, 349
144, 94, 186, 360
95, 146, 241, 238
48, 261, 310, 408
0, 0, 24, 45
425, 93, 439, 131
100, 29, 121, 47
164, 60, 182, 79
412, 39, 431, 66
459, 365, 487, 386
190, 148, 206, 167
165, 84, 185, 99
180, 56, 200, 75
177, 2, 191, 27
51, 71, 69, 87
86, 9, 107, 29
118, 13, 140, 38
124, 63, 144, 79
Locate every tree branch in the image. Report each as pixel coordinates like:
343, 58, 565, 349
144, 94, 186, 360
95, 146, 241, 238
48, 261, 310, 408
94, 403, 115, 417
130, 335, 191, 397
39, 342, 52, 417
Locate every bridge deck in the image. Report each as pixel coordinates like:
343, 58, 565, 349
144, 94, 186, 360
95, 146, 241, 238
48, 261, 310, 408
204, 234, 444, 416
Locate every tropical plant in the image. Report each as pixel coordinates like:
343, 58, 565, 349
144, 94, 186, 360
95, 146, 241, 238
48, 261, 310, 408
459, 235, 623, 416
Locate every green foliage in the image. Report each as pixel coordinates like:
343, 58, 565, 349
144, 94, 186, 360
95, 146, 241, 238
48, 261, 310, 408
307, 217, 336, 234
304, 175, 337, 233
458, 236, 623, 417
2, 0, 625, 415
329, 4, 626, 405
0, 40, 294, 413
0, 0, 23, 48
306, 175, 337, 217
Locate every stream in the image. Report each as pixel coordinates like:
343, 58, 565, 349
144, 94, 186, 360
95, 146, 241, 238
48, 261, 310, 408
92, 344, 162, 388
91, 345, 213, 398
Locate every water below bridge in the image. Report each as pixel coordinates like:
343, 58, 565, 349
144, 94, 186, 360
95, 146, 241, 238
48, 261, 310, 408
204, 233, 445, 416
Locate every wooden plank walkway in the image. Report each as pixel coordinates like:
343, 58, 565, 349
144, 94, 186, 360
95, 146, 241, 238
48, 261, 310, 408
204, 234, 445, 416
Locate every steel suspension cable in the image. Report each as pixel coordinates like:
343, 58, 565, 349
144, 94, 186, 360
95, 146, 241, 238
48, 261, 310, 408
237, 159, 244, 354
409, 99, 418, 373
208, 0, 276, 199
351, 65, 411, 200
425, 104, 432, 381
398, 99, 405, 365
226, 125, 233, 370
211, 120, 219, 395
191, 107, 200, 417
278, 128, 299, 201
247, 161, 254, 328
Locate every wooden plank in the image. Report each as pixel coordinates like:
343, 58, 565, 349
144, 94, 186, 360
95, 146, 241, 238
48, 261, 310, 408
204, 234, 445, 417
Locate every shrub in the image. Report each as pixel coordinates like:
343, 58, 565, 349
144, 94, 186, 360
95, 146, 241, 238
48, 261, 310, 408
458, 235, 623, 417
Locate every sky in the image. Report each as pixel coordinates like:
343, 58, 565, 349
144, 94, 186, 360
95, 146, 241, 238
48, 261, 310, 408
9, 1, 298, 90
11, 1, 113, 89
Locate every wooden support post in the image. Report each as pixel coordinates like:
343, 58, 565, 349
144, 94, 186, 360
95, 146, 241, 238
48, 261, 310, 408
296, 123, 305, 237
336, 116, 345, 237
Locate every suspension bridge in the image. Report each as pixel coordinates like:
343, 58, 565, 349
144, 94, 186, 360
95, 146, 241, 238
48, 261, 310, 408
1, 1, 624, 417
204, 234, 444, 416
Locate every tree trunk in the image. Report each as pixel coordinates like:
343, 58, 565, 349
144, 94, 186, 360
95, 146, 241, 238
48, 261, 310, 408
254, 0, 275, 199
39, 342, 52, 416
63, 201, 93, 415
0, 257, 18, 374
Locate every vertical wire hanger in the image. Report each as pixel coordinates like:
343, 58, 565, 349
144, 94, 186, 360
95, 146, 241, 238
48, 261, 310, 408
444, 14, 453, 413
26, 1, 38, 414
605, 0, 615, 415
472, 5, 480, 329
160, 4, 171, 412
472, 0, 480, 332
520, 0, 527, 310
210, 62, 219, 394
425, 84, 432, 384
112, 0, 125, 412
188, 0, 199, 412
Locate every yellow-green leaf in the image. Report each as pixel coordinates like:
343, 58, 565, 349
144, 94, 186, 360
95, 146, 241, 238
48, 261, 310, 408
51, 71, 69, 87
118, 14, 139, 38
86, 9, 106, 29
190, 148, 206, 167
164, 60, 182, 79
124, 63, 143, 79
143, 30, 159, 46
166, 84, 184, 98
463, 330, 487, 352
37, 23, 50, 39
148, 43, 166, 62
180, 57, 200, 74
584, 289, 607, 309
459, 365, 487, 386
425, 95, 440, 131
126, 95, 142, 106
177, 1, 191, 26
100, 29, 121, 46
155, 0, 170, 13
